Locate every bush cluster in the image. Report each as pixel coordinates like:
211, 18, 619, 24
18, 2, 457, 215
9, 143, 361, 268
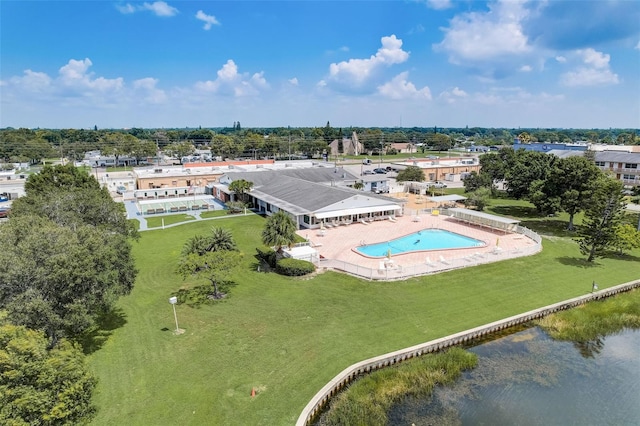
255, 247, 277, 268
275, 258, 315, 276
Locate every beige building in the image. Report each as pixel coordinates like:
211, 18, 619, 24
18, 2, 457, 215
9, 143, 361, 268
393, 157, 481, 182
133, 160, 275, 195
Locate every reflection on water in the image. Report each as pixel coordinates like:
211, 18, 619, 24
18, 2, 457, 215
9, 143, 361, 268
389, 327, 640, 426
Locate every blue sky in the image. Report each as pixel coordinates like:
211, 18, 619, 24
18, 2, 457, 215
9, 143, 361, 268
1, 0, 639, 129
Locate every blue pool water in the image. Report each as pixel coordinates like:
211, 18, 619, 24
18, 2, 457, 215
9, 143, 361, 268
355, 229, 484, 257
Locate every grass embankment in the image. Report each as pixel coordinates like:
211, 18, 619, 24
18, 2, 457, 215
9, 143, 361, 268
537, 288, 640, 342
88, 212, 640, 425
321, 348, 476, 426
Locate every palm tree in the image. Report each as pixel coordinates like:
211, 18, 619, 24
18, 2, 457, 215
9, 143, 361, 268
181, 227, 237, 257
228, 179, 253, 204
181, 234, 211, 256
261, 210, 297, 253
209, 227, 237, 252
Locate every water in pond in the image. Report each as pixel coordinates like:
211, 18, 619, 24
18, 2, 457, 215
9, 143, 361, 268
388, 327, 640, 425
356, 229, 484, 257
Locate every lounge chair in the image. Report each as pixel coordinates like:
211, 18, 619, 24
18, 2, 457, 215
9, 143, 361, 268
425, 257, 435, 266
439, 255, 451, 265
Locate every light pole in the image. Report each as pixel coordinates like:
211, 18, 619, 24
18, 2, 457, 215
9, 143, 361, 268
169, 296, 183, 334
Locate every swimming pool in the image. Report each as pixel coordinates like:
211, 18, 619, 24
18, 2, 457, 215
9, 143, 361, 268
355, 229, 485, 257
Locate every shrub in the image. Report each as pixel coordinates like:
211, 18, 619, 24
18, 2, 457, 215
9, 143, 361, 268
255, 247, 277, 268
275, 258, 315, 276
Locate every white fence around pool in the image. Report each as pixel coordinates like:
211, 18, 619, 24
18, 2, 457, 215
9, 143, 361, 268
314, 209, 543, 281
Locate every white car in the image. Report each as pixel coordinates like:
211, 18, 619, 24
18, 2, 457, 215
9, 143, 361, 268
430, 182, 447, 188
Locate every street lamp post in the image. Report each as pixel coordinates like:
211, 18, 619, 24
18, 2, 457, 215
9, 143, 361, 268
169, 296, 182, 334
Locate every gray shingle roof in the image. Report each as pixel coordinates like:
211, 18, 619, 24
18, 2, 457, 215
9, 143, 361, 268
595, 151, 640, 163
223, 168, 398, 215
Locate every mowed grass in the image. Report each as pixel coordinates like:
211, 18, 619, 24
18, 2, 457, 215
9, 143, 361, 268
88, 214, 640, 426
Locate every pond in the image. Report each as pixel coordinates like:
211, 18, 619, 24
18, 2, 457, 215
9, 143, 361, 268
388, 327, 640, 425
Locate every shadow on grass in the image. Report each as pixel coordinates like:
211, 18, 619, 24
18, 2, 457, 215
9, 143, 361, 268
172, 281, 238, 307
80, 307, 127, 354
519, 219, 577, 237
489, 205, 541, 218
556, 256, 600, 268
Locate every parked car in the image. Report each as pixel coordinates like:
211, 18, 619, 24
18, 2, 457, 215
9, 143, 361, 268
116, 186, 127, 194
430, 182, 447, 188
0, 208, 10, 218
373, 168, 387, 174
362, 158, 372, 165
363, 170, 374, 175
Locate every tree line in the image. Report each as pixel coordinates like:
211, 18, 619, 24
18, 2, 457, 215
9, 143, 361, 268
463, 148, 640, 261
0, 164, 138, 424
2, 126, 637, 166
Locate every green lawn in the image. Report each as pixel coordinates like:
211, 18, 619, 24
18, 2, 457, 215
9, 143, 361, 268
88, 214, 640, 425
145, 214, 196, 228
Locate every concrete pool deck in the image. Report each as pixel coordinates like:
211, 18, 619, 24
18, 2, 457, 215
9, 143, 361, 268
297, 213, 539, 278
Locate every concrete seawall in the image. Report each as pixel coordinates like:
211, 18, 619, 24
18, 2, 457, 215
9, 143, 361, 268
296, 279, 640, 425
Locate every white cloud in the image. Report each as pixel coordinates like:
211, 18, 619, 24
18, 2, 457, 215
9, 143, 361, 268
471, 87, 564, 106
580, 48, 610, 69
377, 72, 431, 100
115, 3, 136, 14
133, 77, 167, 103
195, 10, 220, 30
519, 65, 532, 72
438, 86, 467, 103
452, 87, 467, 97
327, 35, 409, 88
194, 60, 268, 96
561, 48, 619, 87
435, 1, 531, 70
116, 1, 178, 17
555, 56, 567, 63
58, 58, 123, 92
288, 77, 299, 86
9, 70, 52, 92
636, 40, 640, 50
561, 68, 619, 87
426, 0, 452, 10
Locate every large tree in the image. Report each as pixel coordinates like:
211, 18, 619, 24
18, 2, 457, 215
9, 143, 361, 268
504, 150, 554, 199
178, 227, 241, 299
101, 132, 138, 166
261, 210, 297, 253
13, 164, 137, 238
395, 165, 425, 182
177, 250, 242, 300
0, 324, 97, 425
462, 171, 493, 193
577, 177, 626, 262
0, 215, 137, 347
24, 163, 99, 194
528, 156, 603, 230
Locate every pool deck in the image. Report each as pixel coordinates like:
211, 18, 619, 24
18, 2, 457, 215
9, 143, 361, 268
297, 213, 538, 275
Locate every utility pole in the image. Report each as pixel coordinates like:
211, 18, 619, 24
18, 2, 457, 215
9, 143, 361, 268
288, 125, 291, 161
